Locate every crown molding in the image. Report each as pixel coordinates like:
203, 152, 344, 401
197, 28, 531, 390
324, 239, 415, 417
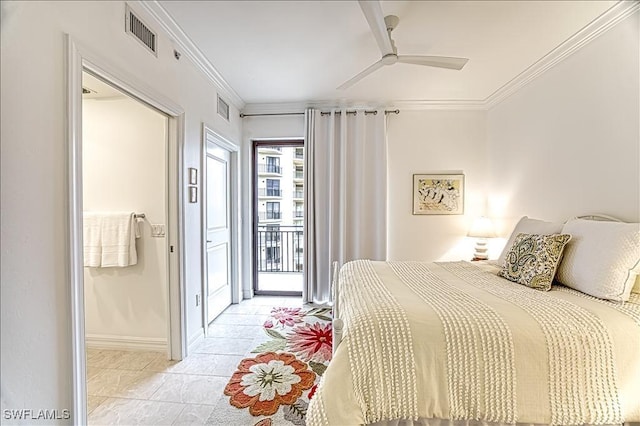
485, 0, 639, 109
137, 0, 637, 115
137, 1, 245, 110
243, 2, 637, 115
241, 99, 487, 115
389, 99, 487, 111
241, 100, 390, 115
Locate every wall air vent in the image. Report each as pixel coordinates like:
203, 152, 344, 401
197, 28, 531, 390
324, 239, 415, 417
217, 95, 230, 121
125, 5, 157, 56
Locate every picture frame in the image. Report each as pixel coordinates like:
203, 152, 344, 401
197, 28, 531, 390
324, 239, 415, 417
188, 186, 198, 203
412, 173, 464, 215
188, 168, 198, 185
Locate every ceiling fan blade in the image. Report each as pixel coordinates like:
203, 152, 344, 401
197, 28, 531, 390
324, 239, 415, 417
358, 0, 394, 56
337, 59, 384, 90
398, 55, 469, 70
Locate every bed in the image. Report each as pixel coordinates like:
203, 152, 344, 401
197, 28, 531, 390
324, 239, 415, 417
307, 216, 640, 426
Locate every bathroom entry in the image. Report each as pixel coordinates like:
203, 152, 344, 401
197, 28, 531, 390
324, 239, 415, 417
81, 71, 170, 353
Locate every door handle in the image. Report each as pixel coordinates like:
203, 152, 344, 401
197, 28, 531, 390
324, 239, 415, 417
207, 240, 212, 243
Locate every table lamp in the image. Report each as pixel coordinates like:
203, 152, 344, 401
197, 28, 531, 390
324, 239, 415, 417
467, 216, 496, 260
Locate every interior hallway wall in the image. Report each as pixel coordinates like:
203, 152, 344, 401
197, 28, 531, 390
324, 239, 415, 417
83, 96, 168, 348
1, 1, 242, 418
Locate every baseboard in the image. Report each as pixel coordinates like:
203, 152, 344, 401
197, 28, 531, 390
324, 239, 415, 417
187, 328, 204, 355
85, 334, 167, 352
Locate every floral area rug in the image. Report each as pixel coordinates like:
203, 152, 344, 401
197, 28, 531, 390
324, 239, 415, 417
207, 306, 332, 426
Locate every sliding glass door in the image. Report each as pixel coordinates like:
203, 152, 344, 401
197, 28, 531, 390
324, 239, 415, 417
253, 140, 304, 295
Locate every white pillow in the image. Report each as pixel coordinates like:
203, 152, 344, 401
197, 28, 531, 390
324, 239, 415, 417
556, 219, 640, 302
497, 216, 564, 265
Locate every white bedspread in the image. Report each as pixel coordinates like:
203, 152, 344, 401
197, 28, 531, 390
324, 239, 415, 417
307, 260, 640, 425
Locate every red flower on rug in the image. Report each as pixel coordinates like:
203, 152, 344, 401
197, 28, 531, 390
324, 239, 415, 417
308, 384, 318, 400
288, 322, 333, 363
225, 352, 315, 417
267, 307, 304, 328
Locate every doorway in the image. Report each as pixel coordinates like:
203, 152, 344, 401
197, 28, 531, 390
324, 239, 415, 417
252, 140, 304, 296
81, 70, 170, 350
202, 127, 240, 325
67, 36, 187, 423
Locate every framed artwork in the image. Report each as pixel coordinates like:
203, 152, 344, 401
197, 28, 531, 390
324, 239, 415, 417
188, 168, 198, 185
413, 173, 464, 215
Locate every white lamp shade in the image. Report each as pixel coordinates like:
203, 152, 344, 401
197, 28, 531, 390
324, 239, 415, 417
468, 216, 495, 260
467, 216, 496, 238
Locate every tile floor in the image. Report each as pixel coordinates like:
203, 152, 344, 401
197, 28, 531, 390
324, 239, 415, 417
87, 295, 302, 425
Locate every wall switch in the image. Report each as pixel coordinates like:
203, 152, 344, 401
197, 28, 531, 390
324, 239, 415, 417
151, 224, 166, 237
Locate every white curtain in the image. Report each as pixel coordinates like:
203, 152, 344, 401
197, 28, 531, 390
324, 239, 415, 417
303, 108, 387, 304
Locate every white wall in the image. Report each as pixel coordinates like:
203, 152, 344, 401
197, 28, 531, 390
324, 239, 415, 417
0, 1, 241, 420
83, 96, 168, 346
241, 115, 305, 297
487, 11, 640, 235
387, 110, 488, 261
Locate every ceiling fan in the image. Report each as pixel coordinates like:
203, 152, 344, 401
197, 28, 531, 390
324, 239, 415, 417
338, 0, 469, 90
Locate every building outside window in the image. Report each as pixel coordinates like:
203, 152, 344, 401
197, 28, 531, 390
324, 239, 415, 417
266, 202, 280, 220
255, 142, 304, 293
266, 156, 280, 173
266, 179, 280, 197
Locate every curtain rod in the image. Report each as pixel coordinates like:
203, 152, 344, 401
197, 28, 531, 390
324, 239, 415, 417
239, 109, 400, 118
239, 112, 305, 118
320, 109, 400, 116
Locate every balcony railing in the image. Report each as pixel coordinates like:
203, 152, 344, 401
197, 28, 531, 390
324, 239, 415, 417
258, 188, 282, 197
294, 210, 304, 218
294, 171, 304, 179
257, 164, 282, 175
257, 225, 303, 273
293, 190, 304, 199
294, 151, 304, 159
258, 211, 282, 221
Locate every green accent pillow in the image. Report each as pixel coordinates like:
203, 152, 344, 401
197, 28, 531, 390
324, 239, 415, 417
498, 232, 572, 291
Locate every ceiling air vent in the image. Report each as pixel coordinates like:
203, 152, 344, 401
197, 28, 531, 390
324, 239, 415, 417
125, 5, 157, 56
217, 95, 230, 121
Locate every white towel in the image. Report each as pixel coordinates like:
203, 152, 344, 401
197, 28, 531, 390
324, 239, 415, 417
83, 212, 139, 267
83, 213, 103, 267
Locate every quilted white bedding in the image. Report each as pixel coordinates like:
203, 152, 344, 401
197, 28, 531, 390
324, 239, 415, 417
307, 260, 640, 426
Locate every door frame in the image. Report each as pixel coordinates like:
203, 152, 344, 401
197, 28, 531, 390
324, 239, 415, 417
66, 35, 187, 424
252, 139, 304, 297
201, 124, 241, 333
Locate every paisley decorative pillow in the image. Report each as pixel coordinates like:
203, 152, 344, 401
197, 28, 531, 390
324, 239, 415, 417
498, 232, 572, 291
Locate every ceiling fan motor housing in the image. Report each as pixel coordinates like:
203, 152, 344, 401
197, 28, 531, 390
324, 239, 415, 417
384, 15, 400, 31
382, 54, 398, 65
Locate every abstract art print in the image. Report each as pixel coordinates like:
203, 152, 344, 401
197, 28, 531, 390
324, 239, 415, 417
413, 174, 464, 215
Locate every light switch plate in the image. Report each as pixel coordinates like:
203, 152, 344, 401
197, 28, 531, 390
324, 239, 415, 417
151, 224, 165, 237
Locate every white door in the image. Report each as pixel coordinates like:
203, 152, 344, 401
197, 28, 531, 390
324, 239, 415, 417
205, 142, 232, 324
